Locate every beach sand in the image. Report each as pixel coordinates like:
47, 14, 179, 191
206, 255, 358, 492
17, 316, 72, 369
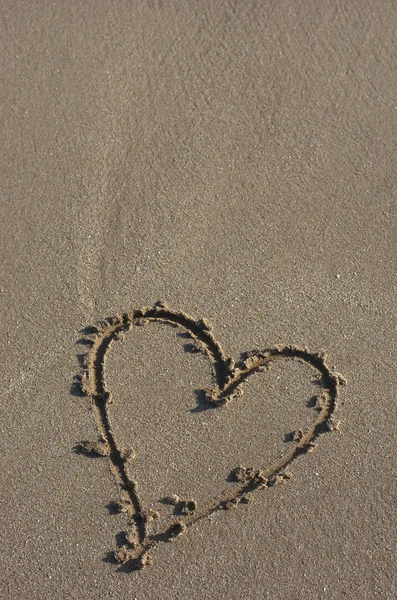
1, 1, 396, 598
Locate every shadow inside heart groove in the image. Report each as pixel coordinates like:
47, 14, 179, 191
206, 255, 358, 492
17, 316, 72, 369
74, 302, 346, 571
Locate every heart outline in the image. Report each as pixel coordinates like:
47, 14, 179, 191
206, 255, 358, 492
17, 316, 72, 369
75, 301, 346, 570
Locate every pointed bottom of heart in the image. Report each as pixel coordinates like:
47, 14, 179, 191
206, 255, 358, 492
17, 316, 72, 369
74, 302, 346, 571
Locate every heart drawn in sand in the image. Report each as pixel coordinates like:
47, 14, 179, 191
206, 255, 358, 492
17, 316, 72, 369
74, 301, 346, 571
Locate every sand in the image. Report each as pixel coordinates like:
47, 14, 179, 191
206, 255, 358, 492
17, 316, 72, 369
1, 1, 396, 598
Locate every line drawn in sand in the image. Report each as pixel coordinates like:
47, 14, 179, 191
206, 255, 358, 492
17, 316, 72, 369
73, 301, 346, 571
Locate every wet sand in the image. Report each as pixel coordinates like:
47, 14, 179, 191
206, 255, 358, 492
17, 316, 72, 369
1, 1, 396, 598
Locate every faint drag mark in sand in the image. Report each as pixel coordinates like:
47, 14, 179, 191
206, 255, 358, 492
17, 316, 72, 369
74, 301, 346, 571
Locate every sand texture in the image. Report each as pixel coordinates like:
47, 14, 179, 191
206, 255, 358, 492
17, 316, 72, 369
1, 1, 396, 599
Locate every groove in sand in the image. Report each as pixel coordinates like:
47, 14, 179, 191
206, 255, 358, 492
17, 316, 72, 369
75, 301, 346, 571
